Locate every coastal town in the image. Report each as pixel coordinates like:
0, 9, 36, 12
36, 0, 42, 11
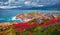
0, 12, 60, 35
0, 12, 60, 27
0, 12, 60, 25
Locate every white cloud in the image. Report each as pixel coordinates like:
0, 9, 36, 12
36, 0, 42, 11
0, 0, 23, 9
0, 6, 22, 9
24, 1, 32, 6
31, 2, 37, 6
21, 0, 25, 1
0, 0, 59, 9
36, 5, 44, 7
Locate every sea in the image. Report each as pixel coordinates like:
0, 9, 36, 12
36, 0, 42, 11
0, 3, 60, 22
0, 10, 60, 22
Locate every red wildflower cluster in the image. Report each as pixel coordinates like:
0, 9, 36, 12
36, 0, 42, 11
40, 19, 60, 27
12, 22, 37, 31
12, 19, 60, 32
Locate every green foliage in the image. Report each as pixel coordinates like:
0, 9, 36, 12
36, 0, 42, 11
41, 23, 60, 35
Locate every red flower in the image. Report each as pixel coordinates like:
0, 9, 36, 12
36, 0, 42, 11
23, 22, 30, 29
56, 19, 60, 22
40, 19, 60, 27
51, 19, 57, 23
30, 24, 37, 27
41, 21, 51, 27
13, 22, 23, 28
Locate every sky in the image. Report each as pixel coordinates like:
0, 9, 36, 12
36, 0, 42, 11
0, 0, 59, 9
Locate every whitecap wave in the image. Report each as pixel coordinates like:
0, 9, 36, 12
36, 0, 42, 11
11, 16, 16, 20
11, 16, 24, 22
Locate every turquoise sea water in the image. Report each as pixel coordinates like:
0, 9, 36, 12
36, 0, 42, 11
0, 10, 60, 22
